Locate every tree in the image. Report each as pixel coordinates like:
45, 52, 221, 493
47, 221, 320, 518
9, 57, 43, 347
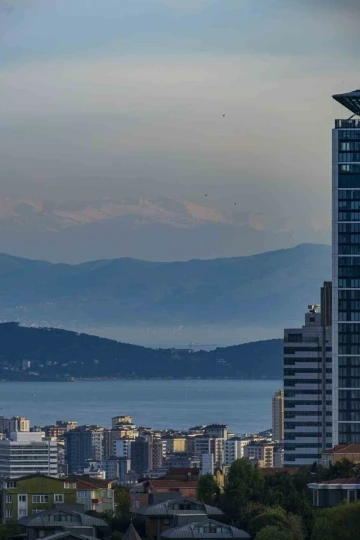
114, 485, 131, 518
248, 507, 289, 537
255, 526, 293, 540
311, 500, 360, 540
323, 458, 360, 481
198, 474, 221, 505
222, 459, 264, 524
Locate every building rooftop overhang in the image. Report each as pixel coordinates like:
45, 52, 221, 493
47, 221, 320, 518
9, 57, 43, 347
333, 90, 360, 116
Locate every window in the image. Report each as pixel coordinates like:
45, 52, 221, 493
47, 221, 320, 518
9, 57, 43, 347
348, 490, 357, 503
5, 495, 12, 504
32, 495, 49, 503
54, 494, 64, 503
6, 481, 16, 489
18, 495, 26, 503
5, 509, 12, 518
64, 482, 76, 489
18, 510, 27, 518
77, 491, 87, 498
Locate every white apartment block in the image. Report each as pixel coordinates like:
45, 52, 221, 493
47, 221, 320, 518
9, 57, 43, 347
223, 438, 249, 466
114, 439, 133, 459
0, 432, 58, 478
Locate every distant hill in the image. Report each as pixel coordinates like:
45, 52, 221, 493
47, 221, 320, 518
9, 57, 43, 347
0, 323, 282, 381
0, 244, 330, 333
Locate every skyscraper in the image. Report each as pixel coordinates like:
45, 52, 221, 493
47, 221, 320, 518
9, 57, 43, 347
283, 282, 332, 466
272, 390, 284, 442
332, 90, 360, 445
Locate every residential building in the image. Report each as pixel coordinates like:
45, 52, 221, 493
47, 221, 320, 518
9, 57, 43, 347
152, 440, 166, 469
283, 282, 332, 466
18, 507, 108, 539
64, 426, 104, 473
331, 90, 360, 446
272, 390, 284, 441
103, 456, 132, 482
65, 476, 114, 514
308, 477, 360, 508
244, 442, 274, 468
201, 454, 214, 476
135, 498, 224, 540
163, 456, 201, 469
0, 432, 58, 479
204, 425, 228, 441
114, 439, 133, 459
194, 438, 223, 468
112, 416, 133, 427
129, 471, 199, 510
131, 437, 153, 476
273, 446, 284, 468
161, 520, 250, 540
224, 438, 249, 466
162, 437, 186, 454
321, 443, 360, 467
10, 417, 30, 433
0, 474, 76, 522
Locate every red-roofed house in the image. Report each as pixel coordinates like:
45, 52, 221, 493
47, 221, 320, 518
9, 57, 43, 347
322, 444, 360, 466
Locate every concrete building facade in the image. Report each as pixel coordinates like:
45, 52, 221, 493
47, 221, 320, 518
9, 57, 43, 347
272, 390, 284, 442
331, 90, 360, 445
283, 283, 332, 466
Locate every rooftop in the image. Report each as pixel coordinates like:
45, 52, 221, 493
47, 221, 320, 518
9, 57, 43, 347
123, 523, 142, 540
161, 520, 250, 539
136, 498, 223, 518
18, 509, 108, 528
323, 444, 360, 455
333, 89, 360, 116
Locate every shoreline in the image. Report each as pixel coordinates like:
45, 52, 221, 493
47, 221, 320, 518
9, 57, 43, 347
0, 376, 281, 382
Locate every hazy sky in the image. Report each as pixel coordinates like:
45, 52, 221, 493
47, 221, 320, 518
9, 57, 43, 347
1, 0, 359, 231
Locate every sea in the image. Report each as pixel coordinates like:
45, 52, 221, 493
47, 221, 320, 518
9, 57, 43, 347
0, 380, 281, 434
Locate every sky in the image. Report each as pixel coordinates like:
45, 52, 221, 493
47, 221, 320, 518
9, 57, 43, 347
0, 0, 359, 232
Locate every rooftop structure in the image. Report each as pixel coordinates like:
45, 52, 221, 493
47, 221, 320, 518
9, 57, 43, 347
333, 90, 360, 116
161, 519, 250, 539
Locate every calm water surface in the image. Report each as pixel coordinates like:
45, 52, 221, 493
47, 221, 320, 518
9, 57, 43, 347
0, 380, 281, 434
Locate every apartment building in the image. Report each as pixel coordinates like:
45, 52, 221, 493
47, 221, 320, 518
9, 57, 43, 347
194, 438, 224, 467
244, 442, 274, 468
223, 437, 249, 466
64, 426, 105, 473
272, 390, 284, 442
0, 432, 58, 479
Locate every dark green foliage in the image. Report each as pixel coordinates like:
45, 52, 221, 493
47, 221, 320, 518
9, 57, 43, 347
114, 485, 131, 518
255, 526, 293, 540
321, 458, 360, 480
0, 522, 23, 540
311, 501, 360, 540
248, 507, 290, 536
222, 459, 264, 525
197, 474, 221, 505
0, 323, 282, 380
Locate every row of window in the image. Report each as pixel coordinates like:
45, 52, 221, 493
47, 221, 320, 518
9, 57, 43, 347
339, 212, 360, 220
339, 202, 360, 211
284, 358, 332, 365
285, 400, 323, 407
285, 390, 331, 396
339, 290, 360, 300
339, 401, 360, 411
339, 367, 360, 376
284, 368, 322, 375
284, 379, 322, 387
339, 412, 360, 421
338, 131, 360, 141
285, 432, 332, 439
338, 152, 360, 163
339, 164, 360, 172
339, 390, 360, 399
284, 411, 322, 418
339, 279, 360, 287
339, 257, 360, 266
339, 177, 360, 189
5, 494, 64, 504
339, 423, 360, 434
340, 142, 360, 151
338, 312, 360, 320
339, 323, 360, 332
339, 222, 360, 231
339, 378, 360, 388
284, 347, 322, 354
339, 357, 360, 366
284, 443, 321, 449
339, 299, 360, 309
285, 454, 320, 461
339, 190, 360, 202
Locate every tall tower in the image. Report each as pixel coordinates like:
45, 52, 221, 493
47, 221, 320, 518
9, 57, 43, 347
272, 389, 284, 442
332, 90, 360, 445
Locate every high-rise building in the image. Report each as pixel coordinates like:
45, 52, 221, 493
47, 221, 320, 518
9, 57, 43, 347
332, 90, 360, 445
283, 282, 332, 466
223, 437, 249, 466
0, 432, 58, 478
131, 437, 153, 475
272, 390, 284, 442
64, 426, 104, 473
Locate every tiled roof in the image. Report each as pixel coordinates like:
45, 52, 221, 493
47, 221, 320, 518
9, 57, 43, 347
64, 476, 110, 489
136, 498, 223, 517
317, 477, 359, 485
123, 523, 142, 540
41, 532, 98, 540
323, 444, 360, 455
161, 520, 250, 539
18, 509, 108, 528
149, 479, 199, 489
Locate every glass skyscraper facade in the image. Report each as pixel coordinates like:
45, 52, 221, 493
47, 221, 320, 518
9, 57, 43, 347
332, 90, 360, 445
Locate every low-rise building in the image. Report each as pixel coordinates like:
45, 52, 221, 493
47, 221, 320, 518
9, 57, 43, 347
136, 497, 224, 540
322, 444, 360, 467
224, 438, 249, 466
64, 476, 114, 514
161, 519, 250, 540
0, 474, 76, 522
308, 477, 360, 508
18, 506, 108, 540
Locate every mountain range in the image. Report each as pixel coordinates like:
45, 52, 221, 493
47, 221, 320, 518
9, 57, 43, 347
0, 323, 283, 381
0, 243, 331, 344
0, 196, 329, 262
